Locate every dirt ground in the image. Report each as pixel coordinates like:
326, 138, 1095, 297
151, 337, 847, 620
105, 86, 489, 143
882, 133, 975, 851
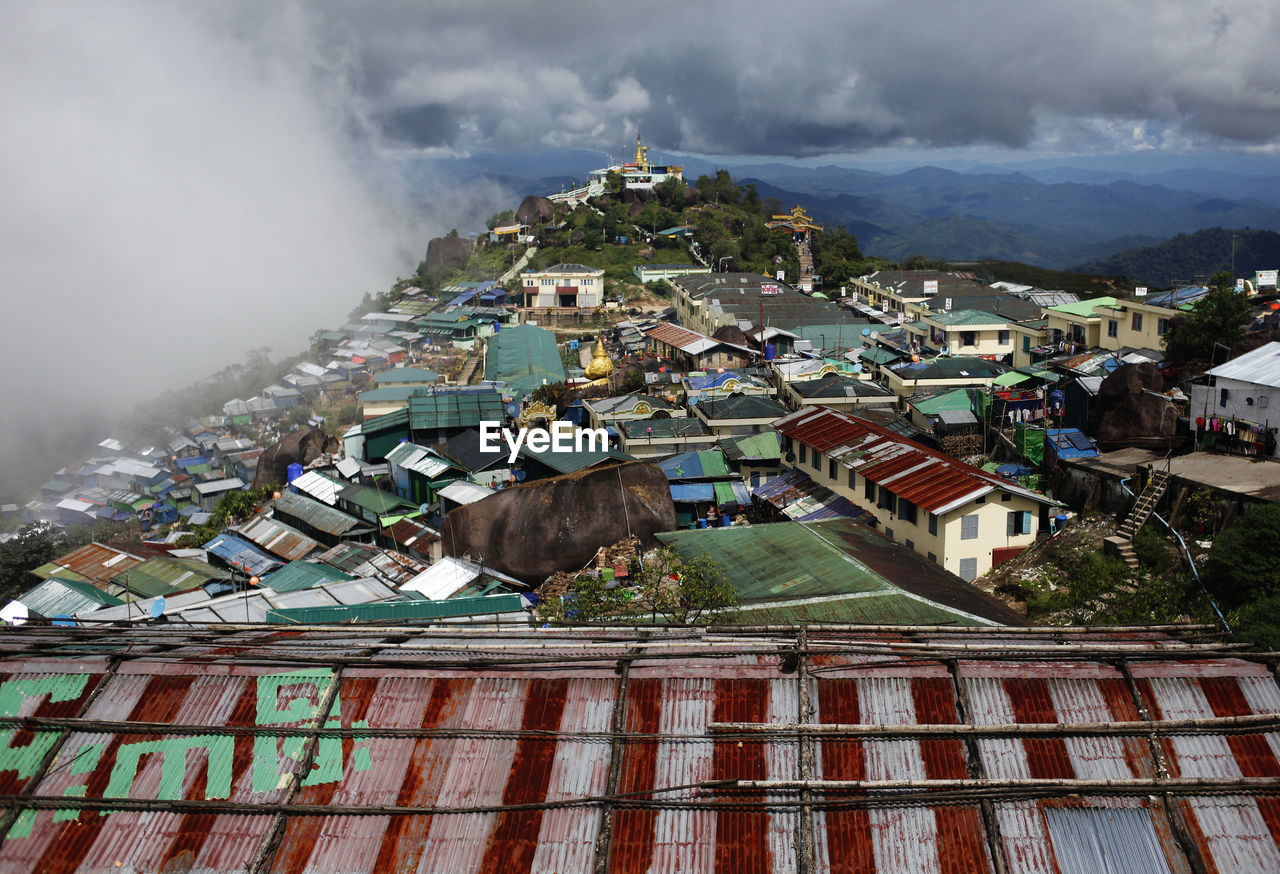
977, 512, 1117, 616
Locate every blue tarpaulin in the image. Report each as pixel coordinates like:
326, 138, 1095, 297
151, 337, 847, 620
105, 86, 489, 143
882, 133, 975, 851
669, 483, 716, 503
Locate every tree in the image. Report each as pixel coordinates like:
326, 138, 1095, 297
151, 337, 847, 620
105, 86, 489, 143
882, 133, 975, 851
1163, 285, 1251, 363
486, 209, 516, 230
0, 523, 66, 604
1203, 503, 1280, 609
536, 546, 739, 625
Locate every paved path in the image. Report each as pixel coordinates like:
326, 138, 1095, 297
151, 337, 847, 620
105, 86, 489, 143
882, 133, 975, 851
500, 245, 538, 283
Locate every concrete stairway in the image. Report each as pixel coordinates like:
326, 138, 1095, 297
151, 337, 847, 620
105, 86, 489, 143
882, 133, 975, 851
1105, 469, 1171, 569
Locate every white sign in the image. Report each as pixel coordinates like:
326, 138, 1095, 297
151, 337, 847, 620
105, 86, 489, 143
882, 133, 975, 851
923, 279, 939, 295
776, 270, 785, 282
1258, 270, 1278, 288
1237, 278, 1246, 290
1135, 286, 1147, 297
944, 297, 952, 311
760, 283, 780, 295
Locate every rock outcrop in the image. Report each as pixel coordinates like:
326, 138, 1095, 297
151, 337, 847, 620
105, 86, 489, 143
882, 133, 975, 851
441, 461, 678, 584
253, 427, 340, 489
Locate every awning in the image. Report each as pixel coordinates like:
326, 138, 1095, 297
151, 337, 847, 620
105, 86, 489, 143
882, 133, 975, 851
669, 483, 715, 503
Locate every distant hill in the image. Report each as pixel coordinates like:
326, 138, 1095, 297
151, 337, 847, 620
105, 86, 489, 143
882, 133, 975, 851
1072, 228, 1280, 288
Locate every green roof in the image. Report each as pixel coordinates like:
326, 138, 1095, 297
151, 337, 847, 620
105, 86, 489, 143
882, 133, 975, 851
484, 324, 566, 396
110, 557, 230, 599
1046, 296, 1117, 318
890, 357, 1008, 380
359, 385, 423, 404
361, 391, 505, 438
620, 417, 713, 439
656, 519, 1014, 626
265, 593, 527, 625
719, 432, 781, 462
992, 371, 1032, 386
273, 490, 370, 536
521, 444, 633, 475
919, 309, 1008, 327
790, 374, 893, 399
19, 578, 124, 617
859, 347, 902, 364
373, 368, 440, 385
337, 484, 419, 516
696, 394, 789, 421
909, 388, 976, 415
260, 561, 353, 593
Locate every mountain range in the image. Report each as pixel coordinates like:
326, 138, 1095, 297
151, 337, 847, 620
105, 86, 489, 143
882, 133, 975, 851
400, 149, 1280, 284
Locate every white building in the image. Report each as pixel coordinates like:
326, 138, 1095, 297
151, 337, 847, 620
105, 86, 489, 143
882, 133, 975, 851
521, 263, 605, 308
1189, 341, 1280, 457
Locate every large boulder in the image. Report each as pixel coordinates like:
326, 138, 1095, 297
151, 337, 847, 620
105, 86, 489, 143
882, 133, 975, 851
253, 427, 340, 489
441, 461, 678, 584
1089, 362, 1177, 447
516, 195, 555, 227
422, 235, 473, 279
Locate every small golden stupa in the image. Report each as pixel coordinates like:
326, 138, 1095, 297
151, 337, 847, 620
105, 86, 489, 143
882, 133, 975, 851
584, 337, 614, 380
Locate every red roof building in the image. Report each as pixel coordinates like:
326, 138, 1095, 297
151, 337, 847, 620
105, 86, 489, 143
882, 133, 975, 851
773, 406, 1054, 579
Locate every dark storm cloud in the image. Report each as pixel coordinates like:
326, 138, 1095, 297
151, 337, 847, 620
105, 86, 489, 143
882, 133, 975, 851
307, 0, 1280, 157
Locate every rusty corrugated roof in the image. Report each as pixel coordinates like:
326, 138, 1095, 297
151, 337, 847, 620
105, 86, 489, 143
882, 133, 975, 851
774, 406, 1052, 513
0, 625, 1277, 872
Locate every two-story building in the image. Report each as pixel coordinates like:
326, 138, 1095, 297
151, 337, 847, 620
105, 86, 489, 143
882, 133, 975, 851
1189, 340, 1280, 457
905, 309, 1040, 365
1043, 296, 1180, 353
521, 263, 605, 308
773, 406, 1054, 580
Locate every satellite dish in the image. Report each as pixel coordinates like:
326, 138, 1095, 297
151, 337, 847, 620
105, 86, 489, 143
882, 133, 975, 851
784, 452, 797, 463
418, 503, 432, 516
506, 404, 519, 417
150, 597, 167, 619
853, 363, 864, 373
515, 470, 527, 482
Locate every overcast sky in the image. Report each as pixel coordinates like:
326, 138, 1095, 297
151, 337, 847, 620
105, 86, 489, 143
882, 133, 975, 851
2, 1, 1278, 494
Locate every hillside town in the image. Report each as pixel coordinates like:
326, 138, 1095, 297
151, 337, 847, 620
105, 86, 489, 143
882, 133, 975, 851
5, 148, 1280, 872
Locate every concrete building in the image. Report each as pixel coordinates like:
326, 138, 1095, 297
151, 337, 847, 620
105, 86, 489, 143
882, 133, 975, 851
1189, 340, 1280, 457
520, 263, 605, 308
774, 406, 1054, 579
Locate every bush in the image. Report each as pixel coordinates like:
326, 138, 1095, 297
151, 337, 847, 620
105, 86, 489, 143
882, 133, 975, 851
1203, 503, 1280, 609
1133, 524, 1174, 576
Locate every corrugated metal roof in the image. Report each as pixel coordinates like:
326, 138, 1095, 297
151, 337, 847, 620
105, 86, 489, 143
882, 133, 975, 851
271, 490, 368, 537
233, 515, 322, 562
15, 577, 124, 617
259, 561, 353, 593
0, 625, 1276, 871
202, 534, 282, 577
657, 450, 731, 480
265, 592, 529, 624
774, 407, 1053, 513
1207, 341, 1280, 388
30, 543, 145, 587
646, 322, 746, 356
399, 557, 520, 600
385, 441, 459, 479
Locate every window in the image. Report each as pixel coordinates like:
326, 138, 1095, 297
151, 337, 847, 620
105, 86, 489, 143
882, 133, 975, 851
959, 558, 977, 580
848, 468, 856, 489
1107, 320, 1118, 338
960, 514, 979, 540
1023, 336, 1031, 352
998, 330, 1010, 346
885, 527, 894, 539
829, 459, 837, 480
580, 278, 593, 286
540, 278, 555, 286
1007, 510, 1032, 536
897, 497, 917, 525
961, 331, 977, 347
812, 449, 821, 471
927, 552, 937, 563
905, 539, 914, 551
1131, 312, 1144, 331
798, 444, 806, 464
878, 486, 895, 510
1157, 317, 1170, 336
928, 514, 938, 535
1001, 493, 1012, 502
865, 478, 875, 501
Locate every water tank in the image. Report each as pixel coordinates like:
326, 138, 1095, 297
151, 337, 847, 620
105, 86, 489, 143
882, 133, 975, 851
764, 344, 778, 360
286, 463, 303, 484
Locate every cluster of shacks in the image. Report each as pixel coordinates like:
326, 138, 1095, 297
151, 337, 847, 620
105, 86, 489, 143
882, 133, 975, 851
1, 621, 1278, 873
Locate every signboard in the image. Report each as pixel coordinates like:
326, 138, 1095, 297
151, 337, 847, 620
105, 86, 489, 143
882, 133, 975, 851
923, 279, 939, 296
944, 297, 952, 311
1135, 286, 1148, 297
760, 283, 780, 295
1237, 278, 1246, 291
1257, 270, 1278, 288
776, 270, 785, 281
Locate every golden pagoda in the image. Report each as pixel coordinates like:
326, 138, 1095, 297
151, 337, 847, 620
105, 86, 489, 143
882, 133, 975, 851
584, 337, 614, 380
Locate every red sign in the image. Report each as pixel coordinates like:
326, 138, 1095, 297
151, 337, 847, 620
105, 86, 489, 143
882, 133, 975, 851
760, 284, 780, 295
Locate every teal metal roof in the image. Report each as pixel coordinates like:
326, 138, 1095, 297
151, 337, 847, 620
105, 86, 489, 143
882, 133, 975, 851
620, 416, 712, 439
858, 347, 902, 364
265, 593, 527, 624
484, 324, 566, 396
361, 391, 505, 436
110, 557, 229, 598
909, 388, 977, 415
19, 577, 124, 617
373, 368, 440, 385
918, 309, 1008, 326
696, 394, 789, 421
790, 373, 893, 399
658, 450, 731, 480
337, 484, 419, 516
719, 432, 782, 462
260, 561, 353, 593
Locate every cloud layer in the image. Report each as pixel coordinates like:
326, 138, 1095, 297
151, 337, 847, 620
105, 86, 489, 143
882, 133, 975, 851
315, 0, 1280, 157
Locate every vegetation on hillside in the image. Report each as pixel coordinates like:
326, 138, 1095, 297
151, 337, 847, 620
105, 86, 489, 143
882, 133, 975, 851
1162, 272, 1253, 364
1073, 227, 1280, 288
964, 260, 1134, 298
1203, 503, 1280, 650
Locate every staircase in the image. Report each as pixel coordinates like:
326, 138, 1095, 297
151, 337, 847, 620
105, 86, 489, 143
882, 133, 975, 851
1105, 469, 1171, 569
